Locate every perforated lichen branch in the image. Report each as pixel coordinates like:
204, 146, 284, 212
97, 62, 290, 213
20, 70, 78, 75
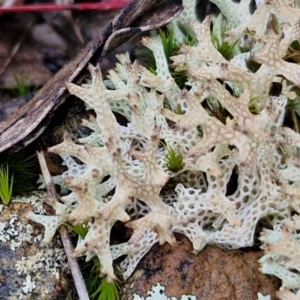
252, 29, 300, 87
170, 16, 227, 71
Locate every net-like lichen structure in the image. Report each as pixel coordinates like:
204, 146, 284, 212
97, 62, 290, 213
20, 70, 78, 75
28, 0, 300, 297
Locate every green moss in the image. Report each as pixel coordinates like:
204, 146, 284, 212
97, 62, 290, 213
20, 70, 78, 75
160, 28, 196, 88
67, 223, 120, 300
163, 143, 184, 172
83, 256, 120, 300
65, 222, 89, 238
0, 153, 38, 203
9, 73, 39, 97
0, 164, 13, 205
137, 26, 196, 89
89, 273, 120, 300
174, 104, 185, 115
211, 18, 239, 60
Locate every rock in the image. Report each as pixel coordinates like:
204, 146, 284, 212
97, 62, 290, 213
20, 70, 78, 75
121, 235, 280, 300
0, 192, 74, 300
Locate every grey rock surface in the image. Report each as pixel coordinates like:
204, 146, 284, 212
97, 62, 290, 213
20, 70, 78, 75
0, 192, 74, 300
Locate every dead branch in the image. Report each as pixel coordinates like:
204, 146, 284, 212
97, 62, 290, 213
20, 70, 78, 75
36, 150, 90, 300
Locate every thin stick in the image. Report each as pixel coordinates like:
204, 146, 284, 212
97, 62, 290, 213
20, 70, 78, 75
0, 1, 129, 13
36, 150, 90, 300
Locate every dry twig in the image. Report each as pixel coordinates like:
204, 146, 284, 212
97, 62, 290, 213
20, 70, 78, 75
36, 150, 90, 300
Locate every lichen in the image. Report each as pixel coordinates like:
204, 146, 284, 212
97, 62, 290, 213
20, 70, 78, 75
133, 283, 197, 300
26, 0, 300, 297
0, 192, 68, 298
0, 193, 46, 249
